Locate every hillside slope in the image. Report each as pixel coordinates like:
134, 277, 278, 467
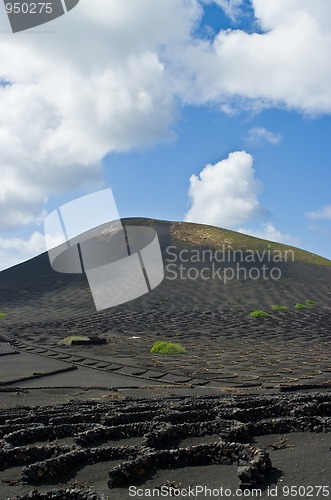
0, 218, 330, 325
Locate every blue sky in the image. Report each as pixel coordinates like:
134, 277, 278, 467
0, 0, 331, 270
104, 103, 331, 260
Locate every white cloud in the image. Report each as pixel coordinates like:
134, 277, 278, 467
306, 205, 331, 220
252, 0, 331, 33
246, 127, 282, 145
238, 223, 300, 246
185, 151, 299, 246
0, 0, 331, 267
185, 151, 263, 227
176, 0, 331, 113
0, 232, 47, 270
0, 0, 202, 229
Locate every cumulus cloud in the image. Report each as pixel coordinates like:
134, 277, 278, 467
306, 205, 331, 220
185, 151, 299, 246
0, 49, 173, 227
177, 0, 331, 113
0, 232, 46, 270
1, 0, 331, 268
252, 0, 331, 32
185, 151, 263, 227
246, 127, 282, 145
1, 0, 331, 231
238, 223, 300, 246
0, 229, 67, 270
0, 0, 202, 229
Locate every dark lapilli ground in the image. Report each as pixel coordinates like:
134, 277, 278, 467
0, 392, 330, 498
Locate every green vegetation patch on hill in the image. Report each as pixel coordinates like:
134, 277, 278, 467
249, 310, 271, 318
151, 341, 186, 355
170, 221, 331, 267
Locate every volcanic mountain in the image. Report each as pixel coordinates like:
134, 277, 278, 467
0, 218, 331, 327
1, 220, 331, 500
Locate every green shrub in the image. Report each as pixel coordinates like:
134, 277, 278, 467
249, 310, 270, 318
151, 341, 186, 355
295, 303, 308, 309
271, 305, 288, 311
305, 300, 317, 306
0, 312, 7, 318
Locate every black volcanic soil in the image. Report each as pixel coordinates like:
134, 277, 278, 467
1, 306, 331, 392
0, 219, 331, 498
0, 393, 331, 499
